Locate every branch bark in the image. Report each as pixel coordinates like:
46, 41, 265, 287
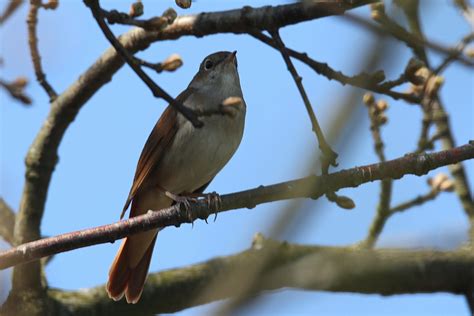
47, 236, 474, 315
1, 143, 473, 270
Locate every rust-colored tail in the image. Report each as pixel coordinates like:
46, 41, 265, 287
106, 234, 157, 304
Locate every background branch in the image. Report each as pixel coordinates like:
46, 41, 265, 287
48, 236, 474, 315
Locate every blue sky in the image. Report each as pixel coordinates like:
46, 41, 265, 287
1, 1, 473, 315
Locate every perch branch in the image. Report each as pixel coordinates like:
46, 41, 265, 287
1, 142, 473, 270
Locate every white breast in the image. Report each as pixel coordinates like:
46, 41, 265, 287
156, 106, 245, 194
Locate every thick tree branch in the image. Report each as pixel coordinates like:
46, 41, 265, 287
47, 236, 474, 315
1, 143, 473, 270
0, 198, 15, 245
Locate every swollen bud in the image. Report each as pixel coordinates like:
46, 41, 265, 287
161, 54, 183, 72
129, 1, 144, 18
335, 195, 356, 210
363, 93, 375, 106
175, 0, 192, 9
12, 77, 28, 88
370, 3, 385, 21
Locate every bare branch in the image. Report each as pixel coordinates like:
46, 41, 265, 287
0, 0, 23, 24
1, 143, 473, 270
362, 95, 393, 248
85, 0, 203, 127
269, 29, 338, 170
48, 236, 474, 315
27, 0, 58, 102
251, 31, 420, 103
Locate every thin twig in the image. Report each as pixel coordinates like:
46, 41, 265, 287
388, 189, 439, 214
343, 13, 474, 68
433, 32, 474, 75
269, 29, 338, 171
27, 0, 58, 102
0, 142, 472, 270
362, 96, 393, 248
84, 0, 202, 127
0, 0, 23, 24
250, 31, 420, 103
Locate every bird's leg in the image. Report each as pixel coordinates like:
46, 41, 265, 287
179, 191, 222, 223
165, 191, 198, 225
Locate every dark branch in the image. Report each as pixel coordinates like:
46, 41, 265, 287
1, 143, 473, 270
85, 0, 202, 127
269, 29, 338, 170
0, 0, 23, 24
27, 0, 58, 102
48, 236, 474, 315
250, 31, 420, 103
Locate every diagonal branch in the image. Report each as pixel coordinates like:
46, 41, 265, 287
48, 236, 474, 315
0, 0, 23, 24
85, 0, 202, 127
250, 31, 420, 103
269, 29, 338, 171
1, 143, 473, 270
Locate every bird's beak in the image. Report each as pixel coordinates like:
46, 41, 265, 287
228, 50, 237, 62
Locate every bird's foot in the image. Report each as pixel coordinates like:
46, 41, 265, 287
205, 191, 221, 222
165, 191, 198, 225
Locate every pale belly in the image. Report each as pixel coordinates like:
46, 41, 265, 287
156, 111, 244, 194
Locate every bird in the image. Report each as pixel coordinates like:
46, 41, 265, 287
106, 51, 246, 304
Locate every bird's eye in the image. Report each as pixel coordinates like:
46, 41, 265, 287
204, 59, 213, 70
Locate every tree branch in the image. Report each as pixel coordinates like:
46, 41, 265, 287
48, 235, 474, 315
27, 0, 58, 102
250, 31, 420, 103
1, 143, 473, 270
85, 0, 203, 127
269, 29, 338, 170
0, 0, 23, 24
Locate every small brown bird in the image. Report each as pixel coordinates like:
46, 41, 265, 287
106, 51, 246, 304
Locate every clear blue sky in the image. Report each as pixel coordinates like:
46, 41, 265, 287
1, 1, 473, 315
